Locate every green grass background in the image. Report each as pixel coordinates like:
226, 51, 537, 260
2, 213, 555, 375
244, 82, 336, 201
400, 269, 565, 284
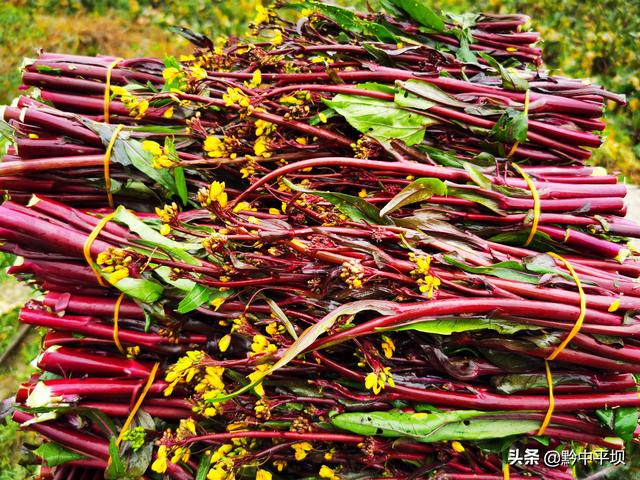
0, 0, 638, 477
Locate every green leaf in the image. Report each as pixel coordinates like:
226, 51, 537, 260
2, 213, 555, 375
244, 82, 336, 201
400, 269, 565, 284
388, 0, 444, 32
302, 1, 396, 42
379, 177, 446, 216
177, 284, 212, 313
283, 178, 393, 225
332, 410, 540, 442
173, 167, 188, 205
490, 107, 528, 145
462, 162, 493, 190
209, 301, 402, 403
478, 52, 529, 92
493, 373, 592, 394
34, 443, 87, 467
111, 277, 164, 303
85, 122, 182, 200
389, 317, 540, 335
324, 93, 436, 146
105, 437, 126, 480
266, 298, 298, 339
393, 89, 436, 111
443, 255, 540, 284
447, 187, 506, 215
196, 452, 212, 480
614, 407, 638, 443
397, 79, 468, 110
113, 206, 201, 265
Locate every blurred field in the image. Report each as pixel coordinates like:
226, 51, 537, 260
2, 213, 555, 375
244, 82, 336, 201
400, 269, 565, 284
0, 1, 638, 477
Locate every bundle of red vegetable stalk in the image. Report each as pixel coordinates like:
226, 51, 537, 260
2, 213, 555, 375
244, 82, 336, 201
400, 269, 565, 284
1, 1, 639, 479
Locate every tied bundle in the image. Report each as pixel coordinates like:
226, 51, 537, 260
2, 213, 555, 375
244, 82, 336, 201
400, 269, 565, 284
1, 2, 639, 480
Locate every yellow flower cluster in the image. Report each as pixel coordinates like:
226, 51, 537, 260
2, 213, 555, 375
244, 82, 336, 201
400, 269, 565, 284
143, 140, 175, 170
164, 350, 205, 396
254, 119, 276, 158
110, 85, 148, 119
251, 334, 277, 356
247, 363, 271, 396
380, 335, 395, 359
198, 181, 228, 208
292, 441, 312, 460
201, 231, 228, 253
203, 135, 236, 159
155, 202, 179, 224
364, 366, 395, 395
253, 3, 276, 26
408, 252, 441, 298
340, 259, 365, 289
244, 69, 262, 88
319, 465, 340, 480
223, 87, 251, 109
96, 247, 132, 284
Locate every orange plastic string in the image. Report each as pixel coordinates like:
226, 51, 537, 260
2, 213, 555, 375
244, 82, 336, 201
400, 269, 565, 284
103, 124, 125, 208
537, 360, 555, 436
113, 293, 126, 355
82, 211, 117, 287
115, 362, 160, 446
546, 252, 586, 360
103, 57, 123, 123
512, 163, 540, 247
537, 253, 585, 436
502, 462, 510, 480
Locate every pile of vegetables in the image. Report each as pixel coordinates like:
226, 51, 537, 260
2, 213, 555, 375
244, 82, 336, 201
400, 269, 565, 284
1, 1, 638, 479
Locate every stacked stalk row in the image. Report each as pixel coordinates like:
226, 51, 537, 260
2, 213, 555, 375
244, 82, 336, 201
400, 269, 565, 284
1, 1, 639, 479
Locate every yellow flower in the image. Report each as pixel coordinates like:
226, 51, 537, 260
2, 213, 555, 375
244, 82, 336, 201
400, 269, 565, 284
292, 442, 312, 461
272, 30, 283, 46
280, 95, 302, 105
143, 140, 163, 157
108, 267, 129, 284
256, 470, 272, 480
319, 465, 339, 479
203, 136, 229, 158
358, 188, 367, 198
364, 367, 395, 395
160, 224, 171, 236
163, 67, 182, 81
380, 335, 395, 359
273, 460, 286, 472
247, 363, 270, 396
254, 136, 270, 157
209, 181, 228, 207
254, 4, 274, 25
190, 66, 207, 81
110, 85, 129, 97
251, 334, 277, 355
451, 441, 465, 453
163, 106, 174, 119
223, 87, 250, 108
254, 119, 275, 136
245, 69, 262, 88
608, 299, 621, 312
211, 296, 226, 311
151, 445, 168, 473
218, 334, 231, 352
